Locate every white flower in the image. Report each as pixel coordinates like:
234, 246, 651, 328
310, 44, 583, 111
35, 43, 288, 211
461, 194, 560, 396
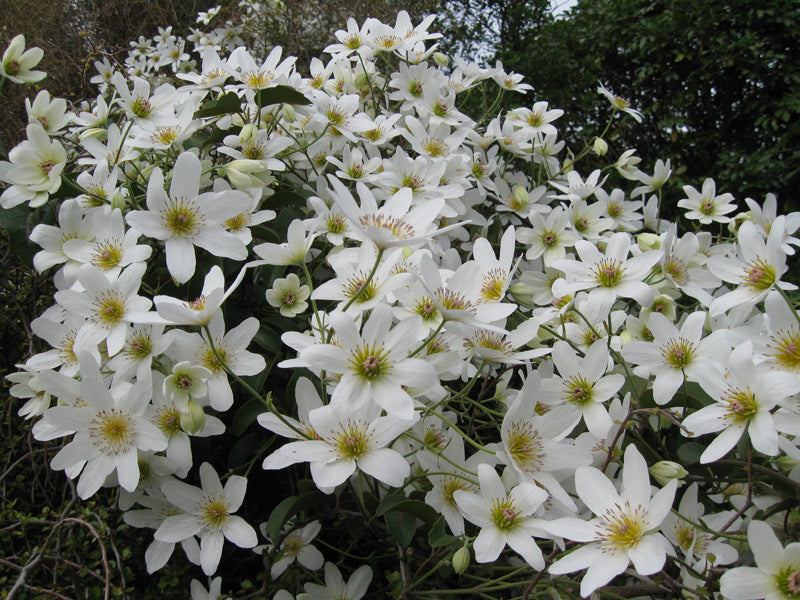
268, 521, 324, 578
267, 273, 310, 317
708, 220, 793, 317
32, 354, 167, 498
262, 401, 415, 492
681, 341, 797, 463
296, 562, 372, 600
546, 444, 677, 597
156, 462, 257, 575
597, 83, 643, 122
254, 219, 317, 266
1, 34, 45, 84
678, 178, 737, 224
0, 124, 66, 208
54, 263, 151, 357
125, 152, 250, 283
296, 304, 437, 420
551, 232, 662, 316
621, 311, 729, 405
539, 340, 625, 439
720, 520, 800, 600
454, 463, 549, 569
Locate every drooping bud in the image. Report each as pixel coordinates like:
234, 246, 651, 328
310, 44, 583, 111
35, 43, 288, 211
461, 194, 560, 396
180, 398, 206, 434
592, 137, 608, 156
649, 460, 688, 487
452, 545, 470, 574
433, 52, 449, 67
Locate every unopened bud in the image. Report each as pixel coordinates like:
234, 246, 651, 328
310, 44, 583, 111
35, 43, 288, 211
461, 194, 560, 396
281, 104, 296, 123
592, 137, 608, 156
224, 159, 268, 189
180, 398, 206, 434
509, 282, 536, 308
239, 123, 258, 145
512, 184, 529, 207
79, 127, 106, 141
433, 52, 449, 67
649, 460, 688, 486
452, 545, 470, 574
110, 192, 127, 210
354, 72, 370, 89
636, 232, 661, 251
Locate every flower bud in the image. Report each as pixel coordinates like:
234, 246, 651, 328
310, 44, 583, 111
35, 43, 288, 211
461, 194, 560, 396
649, 460, 688, 486
592, 137, 608, 156
512, 184, 529, 207
180, 398, 206, 434
281, 104, 296, 123
433, 52, 449, 67
354, 72, 370, 89
110, 192, 127, 211
239, 123, 258, 145
509, 282, 536, 309
636, 232, 661, 251
79, 127, 106, 141
645, 294, 677, 321
224, 159, 268, 189
452, 545, 470, 574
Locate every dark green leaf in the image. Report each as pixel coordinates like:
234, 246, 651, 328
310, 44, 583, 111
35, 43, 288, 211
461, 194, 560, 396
194, 92, 242, 118
254, 85, 311, 107
232, 398, 266, 436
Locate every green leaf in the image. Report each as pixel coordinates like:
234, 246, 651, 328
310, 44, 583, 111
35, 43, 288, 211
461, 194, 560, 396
261, 190, 307, 210
428, 517, 458, 547
194, 92, 242, 118
376, 494, 439, 525
677, 442, 705, 464
254, 85, 311, 107
385, 510, 417, 547
232, 398, 266, 436
253, 326, 283, 354
265, 491, 330, 541
0, 204, 35, 267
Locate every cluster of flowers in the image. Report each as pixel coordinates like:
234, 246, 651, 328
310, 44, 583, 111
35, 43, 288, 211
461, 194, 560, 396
2, 6, 800, 599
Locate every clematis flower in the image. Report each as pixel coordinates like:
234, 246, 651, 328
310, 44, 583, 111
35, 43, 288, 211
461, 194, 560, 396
681, 341, 797, 463
32, 354, 167, 499
297, 563, 372, 600
262, 401, 416, 492
294, 304, 437, 420
156, 462, 257, 575
621, 311, 729, 405
720, 520, 800, 600
454, 463, 550, 569
551, 232, 662, 316
1, 34, 45, 83
546, 444, 677, 597
708, 219, 794, 317
126, 152, 250, 283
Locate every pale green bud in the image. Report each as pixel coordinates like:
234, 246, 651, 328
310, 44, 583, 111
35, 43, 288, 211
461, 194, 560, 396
79, 127, 106, 141
224, 159, 268, 189
592, 137, 608, 156
180, 398, 206, 434
433, 52, 449, 67
354, 72, 370, 89
110, 192, 127, 211
509, 282, 536, 309
649, 460, 688, 486
513, 184, 529, 207
636, 232, 661, 251
281, 103, 296, 123
239, 123, 258, 145
452, 546, 470, 574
